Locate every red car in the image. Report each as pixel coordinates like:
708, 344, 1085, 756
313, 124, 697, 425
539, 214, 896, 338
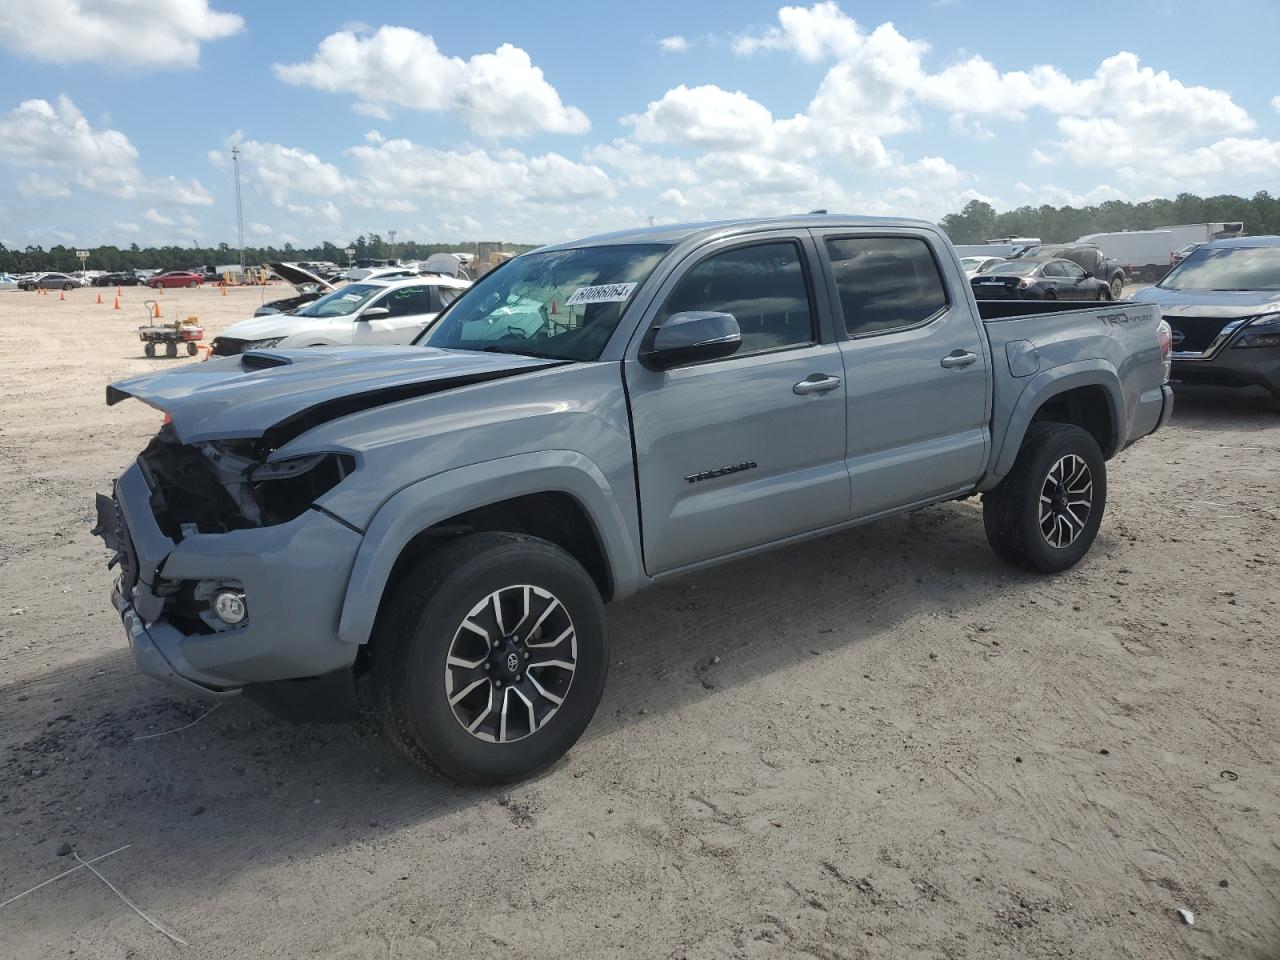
146, 270, 204, 289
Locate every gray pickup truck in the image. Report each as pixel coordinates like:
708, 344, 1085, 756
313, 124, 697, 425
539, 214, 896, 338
94, 215, 1174, 785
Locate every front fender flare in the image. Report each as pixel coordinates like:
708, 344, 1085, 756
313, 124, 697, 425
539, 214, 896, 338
337, 450, 644, 646
986, 360, 1123, 486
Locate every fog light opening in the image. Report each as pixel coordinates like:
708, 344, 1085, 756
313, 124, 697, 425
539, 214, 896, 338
213, 589, 247, 626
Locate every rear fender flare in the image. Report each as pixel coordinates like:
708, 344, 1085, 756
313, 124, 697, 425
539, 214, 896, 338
986, 361, 1123, 485
336, 450, 643, 646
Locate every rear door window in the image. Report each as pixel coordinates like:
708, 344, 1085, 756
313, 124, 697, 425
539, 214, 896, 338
823, 236, 949, 337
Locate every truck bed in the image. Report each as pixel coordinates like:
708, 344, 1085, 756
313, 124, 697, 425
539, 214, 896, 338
977, 297, 1167, 487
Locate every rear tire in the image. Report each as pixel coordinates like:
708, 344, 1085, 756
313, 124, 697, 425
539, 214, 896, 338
165, 342, 178, 358
371, 532, 609, 786
143, 342, 156, 358
186, 280, 198, 288
982, 423, 1106, 573
1110, 276, 1124, 299
186, 341, 199, 356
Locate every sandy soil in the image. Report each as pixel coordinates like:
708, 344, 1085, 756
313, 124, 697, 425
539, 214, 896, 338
1, 285, 1278, 959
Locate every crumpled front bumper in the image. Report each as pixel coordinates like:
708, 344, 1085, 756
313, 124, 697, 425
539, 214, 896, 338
100, 461, 365, 695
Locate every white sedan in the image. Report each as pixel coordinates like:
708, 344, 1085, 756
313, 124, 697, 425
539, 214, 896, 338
208, 274, 470, 357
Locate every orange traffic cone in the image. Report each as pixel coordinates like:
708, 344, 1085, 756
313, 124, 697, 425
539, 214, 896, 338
113, 296, 121, 310
59, 290, 65, 301
152, 302, 162, 318
221, 284, 227, 296
96, 291, 103, 304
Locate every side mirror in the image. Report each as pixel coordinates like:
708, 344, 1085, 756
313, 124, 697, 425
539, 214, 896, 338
360, 306, 390, 320
640, 311, 741, 370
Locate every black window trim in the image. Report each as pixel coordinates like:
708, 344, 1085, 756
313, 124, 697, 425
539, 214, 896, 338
650, 236, 821, 366
822, 232, 952, 341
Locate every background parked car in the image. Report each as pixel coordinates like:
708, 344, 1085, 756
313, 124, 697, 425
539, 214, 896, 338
209, 274, 471, 356
1171, 241, 1203, 267
1028, 243, 1127, 298
93, 271, 143, 287
960, 256, 1004, 277
1128, 236, 1280, 399
970, 258, 1114, 301
253, 261, 340, 316
18, 272, 79, 291
146, 270, 203, 289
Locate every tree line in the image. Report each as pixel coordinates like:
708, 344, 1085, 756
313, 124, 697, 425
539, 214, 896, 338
7, 191, 1279, 273
0, 233, 538, 274
938, 191, 1280, 245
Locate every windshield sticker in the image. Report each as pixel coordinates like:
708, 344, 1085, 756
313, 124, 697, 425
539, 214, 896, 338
341, 293, 364, 302
565, 282, 637, 306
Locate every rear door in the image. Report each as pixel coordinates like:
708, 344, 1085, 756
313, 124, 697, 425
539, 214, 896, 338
812, 229, 991, 518
1057, 260, 1091, 298
354, 285, 438, 344
624, 233, 850, 574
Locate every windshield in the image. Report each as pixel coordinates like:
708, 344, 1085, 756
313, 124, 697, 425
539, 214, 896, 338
293, 283, 383, 317
420, 244, 670, 361
1158, 246, 1280, 291
987, 261, 1039, 276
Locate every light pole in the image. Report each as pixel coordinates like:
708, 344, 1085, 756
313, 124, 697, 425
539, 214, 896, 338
231, 146, 245, 273
344, 247, 355, 268
388, 229, 397, 262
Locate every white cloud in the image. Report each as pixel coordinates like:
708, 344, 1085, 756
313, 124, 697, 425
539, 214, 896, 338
1273, 95, 1280, 113
346, 139, 615, 205
949, 113, 994, 141
0, 96, 212, 204
658, 35, 689, 53
248, 222, 273, 237
659, 188, 689, 207
623, 85, 793, 149
113, 220, 140, 233
20, 172, 71, 197
274, 27, 590, 137
143, 208, 175, 225
0, 0, 242, 70
234, 139, 351, 205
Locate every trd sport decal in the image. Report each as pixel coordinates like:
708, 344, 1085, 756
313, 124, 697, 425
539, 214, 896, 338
685, 461, 758, 484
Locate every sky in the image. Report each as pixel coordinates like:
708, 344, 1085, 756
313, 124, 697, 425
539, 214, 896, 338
1, 0, 1279, 250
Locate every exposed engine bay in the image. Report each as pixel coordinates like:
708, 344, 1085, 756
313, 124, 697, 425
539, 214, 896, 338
137, 425, 353, 539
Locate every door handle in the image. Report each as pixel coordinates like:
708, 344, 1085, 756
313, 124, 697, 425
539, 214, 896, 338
793, 374, 841, 396
940, 351, 978, 369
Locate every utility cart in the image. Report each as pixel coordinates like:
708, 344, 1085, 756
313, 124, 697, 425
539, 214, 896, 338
138, 303, 204, 358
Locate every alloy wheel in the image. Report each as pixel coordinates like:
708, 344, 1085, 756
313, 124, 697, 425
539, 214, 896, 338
443, 584, 577, 743
1039, 454, 1093, 548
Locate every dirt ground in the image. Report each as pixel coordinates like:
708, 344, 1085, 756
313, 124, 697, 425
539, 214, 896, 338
1, 284, 1277, 959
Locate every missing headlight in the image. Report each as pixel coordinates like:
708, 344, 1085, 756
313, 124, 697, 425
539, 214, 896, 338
138, 427, 355, 538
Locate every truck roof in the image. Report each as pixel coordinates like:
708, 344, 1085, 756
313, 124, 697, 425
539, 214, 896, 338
541, 214, 940, 251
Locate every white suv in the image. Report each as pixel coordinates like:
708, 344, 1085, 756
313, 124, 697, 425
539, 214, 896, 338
208, 275, 470, 356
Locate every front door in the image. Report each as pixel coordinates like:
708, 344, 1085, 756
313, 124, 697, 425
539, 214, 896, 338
354, 285, 439, 344
813, 230, 991, 518
625, 236, 849, 574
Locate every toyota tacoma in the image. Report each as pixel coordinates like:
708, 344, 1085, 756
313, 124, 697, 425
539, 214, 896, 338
94, 215, 1174, 785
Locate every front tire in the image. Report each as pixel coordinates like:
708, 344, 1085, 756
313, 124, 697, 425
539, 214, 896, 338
982, 423, 1106, 573
1110, 276, 1125, 299
371, 532, 608, 786
186, 280, 198, 288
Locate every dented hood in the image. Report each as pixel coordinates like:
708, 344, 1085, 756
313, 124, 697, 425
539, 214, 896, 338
107, 346, 563, 445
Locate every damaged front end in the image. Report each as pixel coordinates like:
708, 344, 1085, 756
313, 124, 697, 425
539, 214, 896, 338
134, 425, 355, 538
